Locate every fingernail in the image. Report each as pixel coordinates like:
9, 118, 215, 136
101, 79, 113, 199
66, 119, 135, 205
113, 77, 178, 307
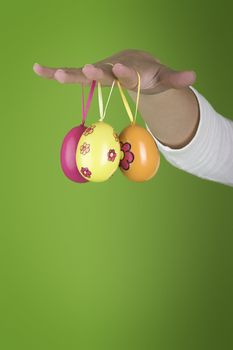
114, 63, 124, 69
113, 63, 127, 75
33, 63, 41, 73
83, 64, 95, 70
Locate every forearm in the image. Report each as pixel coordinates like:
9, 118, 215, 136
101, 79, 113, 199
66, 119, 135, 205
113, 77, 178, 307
128, 87, 200, 149
129, 86, 233, 186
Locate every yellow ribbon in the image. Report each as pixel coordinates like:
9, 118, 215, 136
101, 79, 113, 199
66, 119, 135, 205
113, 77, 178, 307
98, 80, 115, 122
104, 63, 141, 124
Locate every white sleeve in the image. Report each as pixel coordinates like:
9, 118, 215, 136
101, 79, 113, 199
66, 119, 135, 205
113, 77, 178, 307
146, 87, 233, 186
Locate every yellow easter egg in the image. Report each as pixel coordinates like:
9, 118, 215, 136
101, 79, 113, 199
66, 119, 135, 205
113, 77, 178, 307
76, 121, 120, 182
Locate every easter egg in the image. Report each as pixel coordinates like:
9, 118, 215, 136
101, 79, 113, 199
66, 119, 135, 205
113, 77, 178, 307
76, 121, 120, 182
60, 124, 88, 183
119, 124, 160, 182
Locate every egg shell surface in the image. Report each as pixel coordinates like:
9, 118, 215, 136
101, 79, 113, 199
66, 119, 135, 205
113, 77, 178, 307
119, 124, 160, 182
76, 121, 120, 182
60, 124, 87, 183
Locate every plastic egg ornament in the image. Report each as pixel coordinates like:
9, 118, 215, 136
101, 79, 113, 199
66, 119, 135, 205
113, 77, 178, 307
119, 124, 160, 182
76, 121, 120, 182
60, 124, 88, 183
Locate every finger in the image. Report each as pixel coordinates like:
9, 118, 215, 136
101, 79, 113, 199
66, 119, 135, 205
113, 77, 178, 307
112, 63, 138, 90
82, 64, 114, 86
33, 63, 90, 84
33, 63, 57, 79
159, 68, 196, 89
54, 68, 90, 84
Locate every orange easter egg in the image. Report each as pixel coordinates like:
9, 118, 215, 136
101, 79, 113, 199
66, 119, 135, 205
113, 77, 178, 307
119, 124, 160, 182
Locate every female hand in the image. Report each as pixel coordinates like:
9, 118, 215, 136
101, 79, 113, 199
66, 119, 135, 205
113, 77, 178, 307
33, 49, 196, 95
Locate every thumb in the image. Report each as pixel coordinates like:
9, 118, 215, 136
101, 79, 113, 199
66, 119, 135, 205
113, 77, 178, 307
112, 63, 138, 90
159, 67, 196, 89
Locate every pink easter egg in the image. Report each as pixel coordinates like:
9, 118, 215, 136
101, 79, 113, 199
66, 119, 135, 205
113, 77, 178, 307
60, 124, 88, 183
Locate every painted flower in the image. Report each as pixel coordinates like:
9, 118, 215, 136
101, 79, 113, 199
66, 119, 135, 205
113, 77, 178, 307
80, 142, 90, 155
83, 125, 96, 136
120, 142, 134, 170
113, 132, 119, 143
80, 167, 92, 178
107, 149, 117, 162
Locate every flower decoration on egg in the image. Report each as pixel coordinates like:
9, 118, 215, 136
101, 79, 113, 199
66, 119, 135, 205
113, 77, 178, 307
83, 125, 96, 136
76, 121, 120, 183
107, 149, 117, 162
80, 142, 90, 155
120, 142, 134, 171
80, 167, 92, 178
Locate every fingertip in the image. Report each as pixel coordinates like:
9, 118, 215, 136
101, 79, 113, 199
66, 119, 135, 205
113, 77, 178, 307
82, 64, 94, 74
33, 63, 42, 75
82, 64, 103, 80
83, 63, 94, 69
189, 70, 197, 84
112, 63, 138, 90
182, 70, 197, 86
112, 63, 129, 77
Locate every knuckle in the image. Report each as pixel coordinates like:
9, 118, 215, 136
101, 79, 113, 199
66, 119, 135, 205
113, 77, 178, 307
55, 70, 68, 84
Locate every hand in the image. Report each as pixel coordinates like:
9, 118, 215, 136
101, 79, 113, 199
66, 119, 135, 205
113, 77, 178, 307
33, 49, 196, 95
33, 49, 199, 148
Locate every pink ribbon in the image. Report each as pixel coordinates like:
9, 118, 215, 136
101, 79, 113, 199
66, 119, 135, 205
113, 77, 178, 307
81, 80, 96, 124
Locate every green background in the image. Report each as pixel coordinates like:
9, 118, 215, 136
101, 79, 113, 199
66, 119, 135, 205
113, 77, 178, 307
0, 1, 233, 349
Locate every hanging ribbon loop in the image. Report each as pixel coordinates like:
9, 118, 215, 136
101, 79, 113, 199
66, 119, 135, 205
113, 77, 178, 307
117, 71, 141, 124
81, 80, 96, 125
98, 80, 116, 122
103, 62, 141, 124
